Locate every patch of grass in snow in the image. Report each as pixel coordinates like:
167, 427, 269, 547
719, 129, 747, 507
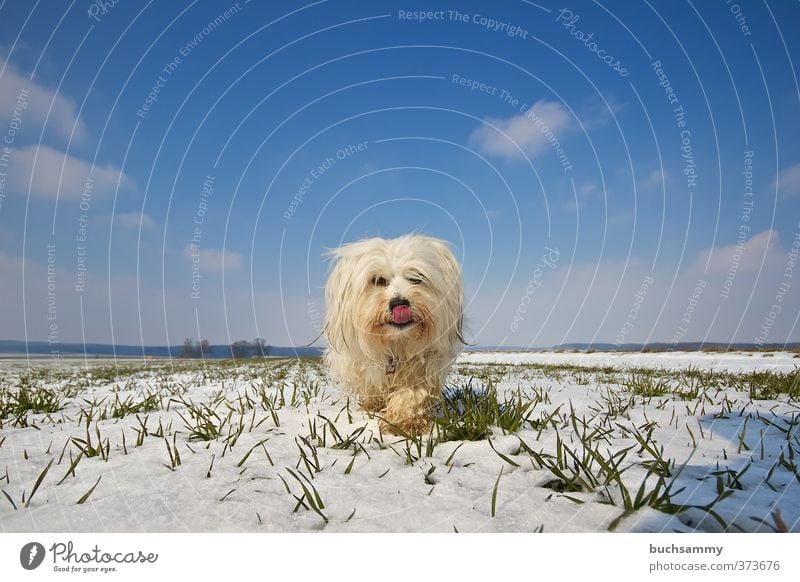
80, 365, 153, 385
2, 458, 57, 511
517, 411, 724, 530
284, 467, 328, 524
433, 381, 537, 442
71, 421, 111, 461
738, 369, 800, 400
7, 377, 63, 414
621, 371, 671, 397
109, 390, 164, 419
589, 387, 635, 419
468, 360, 800, 400
173, 397, 232, 441
521, 411, 634, 494
0, 377, 63, 428
571, 370, 592, 385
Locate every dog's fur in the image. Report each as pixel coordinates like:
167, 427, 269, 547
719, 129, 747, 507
323, 234, 464, 435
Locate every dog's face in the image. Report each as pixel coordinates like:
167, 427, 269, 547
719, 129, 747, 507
324, 235, 463, 357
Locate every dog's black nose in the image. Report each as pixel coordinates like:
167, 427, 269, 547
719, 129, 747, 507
389, 297, 410, 310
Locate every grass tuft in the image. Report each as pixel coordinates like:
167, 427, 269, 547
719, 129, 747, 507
434, 381, 535, 442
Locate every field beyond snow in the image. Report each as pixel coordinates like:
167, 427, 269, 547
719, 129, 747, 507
0, 351, 798, 533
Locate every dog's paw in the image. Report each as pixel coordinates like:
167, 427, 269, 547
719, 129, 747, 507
379, 414, 431, 437
359, 396, 385, 413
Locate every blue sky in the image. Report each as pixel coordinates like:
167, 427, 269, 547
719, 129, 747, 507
1, 0, 799, 348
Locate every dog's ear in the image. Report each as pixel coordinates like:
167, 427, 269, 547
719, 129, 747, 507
323, 248, 358, 353
425, 238, 466, 345
426, 238, 460, 279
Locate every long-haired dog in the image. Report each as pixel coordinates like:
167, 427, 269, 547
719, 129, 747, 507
324, 234, 464, 435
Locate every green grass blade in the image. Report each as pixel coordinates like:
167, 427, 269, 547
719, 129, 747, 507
25, 458, 54, 507
76, 476, 102, 504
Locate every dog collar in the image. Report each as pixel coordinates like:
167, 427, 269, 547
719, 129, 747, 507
386, 356, 397, 375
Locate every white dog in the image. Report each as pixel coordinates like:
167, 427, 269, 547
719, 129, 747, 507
323, 234, 464, 435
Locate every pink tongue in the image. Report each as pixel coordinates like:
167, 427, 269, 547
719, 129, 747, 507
392, 305, 411, 324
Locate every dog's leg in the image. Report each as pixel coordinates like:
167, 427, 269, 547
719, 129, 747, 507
380, 385, 433, 436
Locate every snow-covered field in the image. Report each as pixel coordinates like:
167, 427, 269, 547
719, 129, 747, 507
1, 352, 798, 533
460, 350, 800, 373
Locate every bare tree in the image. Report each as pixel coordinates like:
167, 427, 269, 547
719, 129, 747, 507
180, 338, 197, 358
199, 339, 211, 358
231, 340, 252, 359
254, 338, 271, 357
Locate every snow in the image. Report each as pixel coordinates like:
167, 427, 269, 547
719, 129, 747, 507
0, 353, 798, 533
459, 350, 800, 373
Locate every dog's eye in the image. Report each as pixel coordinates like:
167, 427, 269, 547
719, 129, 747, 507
373, 276, 388, 287
407, 277, 423, 285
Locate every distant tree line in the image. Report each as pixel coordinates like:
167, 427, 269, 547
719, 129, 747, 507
230, 338, 271, 358
179, 338, 271, 359
180, 338, 211, 358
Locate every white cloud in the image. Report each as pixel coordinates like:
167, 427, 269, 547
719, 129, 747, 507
639, 169, 668, 190
772, 164, 800, 197
5, 145, 133, 199
470, 100, 573, 159
114, 211, 156, 230
0, 57, 88, 143
467, 229, 799, 346
693, 229, 782, 275
183, 245, 242, 272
